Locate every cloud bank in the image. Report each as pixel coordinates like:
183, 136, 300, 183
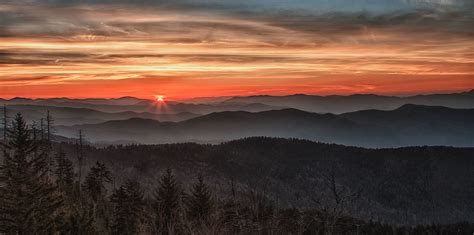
0, 0, 473, 98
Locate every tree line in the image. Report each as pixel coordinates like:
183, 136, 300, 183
1, 110, 473, 234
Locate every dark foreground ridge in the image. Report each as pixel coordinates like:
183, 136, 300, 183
2, 113, 474, 234
55, 137, 474, 225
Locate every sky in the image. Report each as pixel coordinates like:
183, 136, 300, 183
1, 0, 473, 99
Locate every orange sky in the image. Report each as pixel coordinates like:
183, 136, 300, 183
1, 2, 473, 99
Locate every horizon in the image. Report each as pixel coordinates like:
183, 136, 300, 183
1, 88, 473, 101
2, 1, 474, 232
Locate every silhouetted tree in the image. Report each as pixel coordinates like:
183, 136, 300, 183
60, 203, 96, 234
84, 161, 112, 202
0, 113, 62, 234
111, 180, 145, 234
186, 174, 214, 223
1, 104, 7, 142
83, 161, 113, 233
40, 118, 45, 140
46, 110, 54, 142
77, 129, 85, 196
54, 147, 75, 195
153, 168, 182, 234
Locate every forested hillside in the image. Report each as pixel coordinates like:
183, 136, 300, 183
2, 113, 474, 234
55, 137, 474, 226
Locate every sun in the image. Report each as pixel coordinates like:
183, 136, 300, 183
154, 95, 165, 102
151, 94, 168, 110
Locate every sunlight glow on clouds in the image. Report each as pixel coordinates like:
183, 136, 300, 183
0, 0, 473, 99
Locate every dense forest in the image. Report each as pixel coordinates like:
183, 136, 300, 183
1, 112, 474, 234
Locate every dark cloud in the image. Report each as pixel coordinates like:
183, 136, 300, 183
0, 48, 304, 65
0, 50, 99, 65
254, 9, 474, 39
1, 1, 472, 45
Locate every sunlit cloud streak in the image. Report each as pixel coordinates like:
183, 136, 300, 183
0, 0, 473, 99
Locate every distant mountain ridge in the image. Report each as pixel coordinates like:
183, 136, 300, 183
5, 105, 200, 125
0, 98, 284, 115
2, 96, 149, 106
225, 89, 474, 113
56, 104, 474, 147
2, 89, 473, 114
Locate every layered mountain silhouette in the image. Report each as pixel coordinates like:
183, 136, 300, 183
225, 89, 474, 113
0, 97, 283, 114
2, 89, 473, 114
6, 105, 199, 125
56, 104, 474, 147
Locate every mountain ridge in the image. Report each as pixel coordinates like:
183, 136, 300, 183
55, 104, 474, 147
4, 104, 200, 125
3, 89, 473, 115
224, 89, 474, 113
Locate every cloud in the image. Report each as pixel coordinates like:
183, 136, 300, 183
1, 1, 472, 41
0, 0, 473, 98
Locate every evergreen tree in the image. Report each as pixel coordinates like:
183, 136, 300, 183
153, 168, 182, 233
2, 104, 8, 142
111, 180, 144, 235
54, 147, 75, 195
83, 161, 113, 233
186, 174, 214, 222
46, 110, 54, 142
58, 202, 96, 234
84, 161, 112, 202
0, 113, 62, 234
77, 129, 85, 196
43, 111, 55, 176
39, 118, 45, 140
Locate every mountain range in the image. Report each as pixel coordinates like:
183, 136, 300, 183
2, 89, 473, 115
225, 89, 474, 113
55, 104, 474, 147
2, 90, 473, 147
0, 97, 284, 115
5, 105, 199, 125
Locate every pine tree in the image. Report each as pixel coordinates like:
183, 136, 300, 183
153, 168, 182, 233
0, 113, 62, 234
84, 161, 112, 202
53, 147, 96, 234
186, 174, 214, 222
77, 129, 85, 196
83, 161, 113, 233
46, 110, 54, 142
111, 180, 144, 235
43, 111, 55, 175
2, 104, 8, 142
64, 204, 96, 234
54, 147, 75, 195
40, 118, 45, 140
124, 180, 145, 223
111, 186, 128, 233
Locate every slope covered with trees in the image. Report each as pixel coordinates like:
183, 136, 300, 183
1, 112, 474, 234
